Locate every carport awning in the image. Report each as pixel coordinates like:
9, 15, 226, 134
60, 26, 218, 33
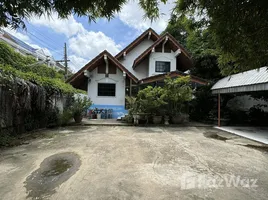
211, 67, 268, 94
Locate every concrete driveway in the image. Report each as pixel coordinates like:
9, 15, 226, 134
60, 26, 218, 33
1, 126, 268, 200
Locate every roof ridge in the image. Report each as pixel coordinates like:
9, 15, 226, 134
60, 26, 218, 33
67, 50, 138, 84
115, 28, 159, 59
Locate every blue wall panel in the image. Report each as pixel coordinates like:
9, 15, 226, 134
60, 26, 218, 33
89, 104, 128, 119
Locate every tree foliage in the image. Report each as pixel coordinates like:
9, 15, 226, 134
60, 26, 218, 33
175, 0, 268, 74
70, 96, 92, 117
136, 86, 167, 114
164, 75, 192, 114
133, 76, 192, 115
0, 0, 126, 28
165, 13, 222, 80
0, 41, 82, 94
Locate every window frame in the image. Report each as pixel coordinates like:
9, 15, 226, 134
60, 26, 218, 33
97, 83, 116, 97
155, 61, 171, 73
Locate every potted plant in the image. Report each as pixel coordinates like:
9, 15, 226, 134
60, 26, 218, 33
164, 76, 192, 124
71, 96, 92, 123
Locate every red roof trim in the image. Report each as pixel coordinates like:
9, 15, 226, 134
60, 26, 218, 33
67, 50, 138, 84
133, 32, 192, 68
115, 28, 159, 59
139, 71, 209, 85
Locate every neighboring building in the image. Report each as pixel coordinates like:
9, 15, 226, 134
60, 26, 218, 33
68, 28, 208, 118
0, 28, 64, 71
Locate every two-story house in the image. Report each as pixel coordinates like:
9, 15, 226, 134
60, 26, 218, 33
68, 28, 208, 118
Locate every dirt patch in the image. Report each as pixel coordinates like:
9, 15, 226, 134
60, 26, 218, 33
203, 132, 228, 141
24, 152, 81, 199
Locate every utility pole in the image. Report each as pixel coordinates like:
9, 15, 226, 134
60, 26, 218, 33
64, 42, 68, 77
56, 42, 70, 80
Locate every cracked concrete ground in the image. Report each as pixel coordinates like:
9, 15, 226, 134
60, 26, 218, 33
0, 126, 268, 200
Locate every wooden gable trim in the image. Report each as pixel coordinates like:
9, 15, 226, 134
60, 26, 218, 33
139, 71, 209, 85
67, 50, 138, 84
133, 32, 192, 69
67, 51, 106, 83
115, 28, 159, 59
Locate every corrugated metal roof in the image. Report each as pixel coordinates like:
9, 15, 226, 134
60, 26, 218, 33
211, 67, 268, 94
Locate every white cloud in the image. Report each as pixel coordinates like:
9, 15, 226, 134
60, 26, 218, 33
28, 13, 123, 72
118, 0, 175, 33
69, 55, 88, 72
69, 31, 121, 59
30, 13, 85, 38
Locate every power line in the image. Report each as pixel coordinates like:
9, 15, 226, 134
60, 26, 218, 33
27, 24, 62, 46
27, 31, 62, 51
27, 35, 64, 58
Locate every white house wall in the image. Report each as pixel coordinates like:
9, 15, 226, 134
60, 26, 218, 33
119, 39, 154, 79
134, 58, 149, 79
87, 67, 126, 106
148, 51, 177, 77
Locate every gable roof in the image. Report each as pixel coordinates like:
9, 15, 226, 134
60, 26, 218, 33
115, 28, 159, 59
139, 70, 209, 86
67, 50, 138, 90
133, 32, 192, 70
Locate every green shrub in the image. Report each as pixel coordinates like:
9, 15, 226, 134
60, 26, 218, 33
59, 109, 74, 126
70, 97, 92, 117
164, 76, 192, 115
189, 85, 215, 121
0, 133, 14, 147
136, 86, 166, 115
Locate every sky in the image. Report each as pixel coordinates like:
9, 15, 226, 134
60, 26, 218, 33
4, 0, 175, 72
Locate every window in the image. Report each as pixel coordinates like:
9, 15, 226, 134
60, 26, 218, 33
155, 61, 170, 72
98, 83, 116, 96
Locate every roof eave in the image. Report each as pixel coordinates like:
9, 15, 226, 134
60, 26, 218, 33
132, 32, 193, 69
67, 50, 139, 85
139, 71, 209, 85
115, 28, 159, 60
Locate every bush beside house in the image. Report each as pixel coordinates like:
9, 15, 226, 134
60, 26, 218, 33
126, 76, 193, 125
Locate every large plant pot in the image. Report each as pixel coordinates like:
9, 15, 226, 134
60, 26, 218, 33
172, 115, 184, 124
74, 114, 83, 123
133, 114, 140, 125
97, 113, 102, 119
164, 115, 169, 125
172, 114, 189, 124
153, 116, 162, 124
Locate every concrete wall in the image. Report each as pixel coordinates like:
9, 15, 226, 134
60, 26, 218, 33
87, 67, 126, 106
148, 51, 177, 77
119, 39, 154, 80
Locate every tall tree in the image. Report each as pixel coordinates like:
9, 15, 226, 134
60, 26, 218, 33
174, 0, 268, 75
